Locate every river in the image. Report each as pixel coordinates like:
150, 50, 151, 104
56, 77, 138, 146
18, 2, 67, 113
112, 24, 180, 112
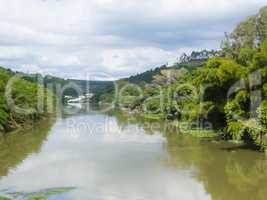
0, 109, 266, 200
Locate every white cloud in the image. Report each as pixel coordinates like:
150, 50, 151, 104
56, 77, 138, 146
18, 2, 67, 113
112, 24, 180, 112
17, 64, 44, 74
101, 47, 194, 77
0, 0, 266, 79
102, 47, 174, 72
0, 46, 29, 59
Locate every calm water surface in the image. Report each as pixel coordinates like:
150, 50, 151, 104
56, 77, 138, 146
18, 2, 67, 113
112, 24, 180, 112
0, 110, 267, 200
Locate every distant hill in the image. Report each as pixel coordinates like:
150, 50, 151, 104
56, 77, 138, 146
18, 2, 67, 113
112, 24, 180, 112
23, 74, 114, 97
67, 79, 114, 95
124, 65, 168, 85
122, 49, 222, 85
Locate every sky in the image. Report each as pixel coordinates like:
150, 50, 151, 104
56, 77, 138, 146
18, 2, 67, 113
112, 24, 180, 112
0, 0, 266, 80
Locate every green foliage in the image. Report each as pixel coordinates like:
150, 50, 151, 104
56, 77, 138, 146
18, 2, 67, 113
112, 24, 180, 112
143, 113, 164, 120
200, 58, 247, 86
252, 52, 267, 70
126, 65, 168, 84
226, 120, 244, 140
238, 48, 255, 66
0, 67, 55, 133
225, 90, 250, 121
222, 6, 267, 58
257, 100, 267, 126
0, 196, 11, 200
261, 39, 267, 55
185, 129, 221, 138
0, 187, 74, 200
26, 187, 75, 200
144, 97, 161, 114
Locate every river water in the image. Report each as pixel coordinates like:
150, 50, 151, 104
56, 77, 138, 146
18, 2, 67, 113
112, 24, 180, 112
0, 109, 266, 200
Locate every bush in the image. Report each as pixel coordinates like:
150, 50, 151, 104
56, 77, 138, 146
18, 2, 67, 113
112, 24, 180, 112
0, 67, 55, 133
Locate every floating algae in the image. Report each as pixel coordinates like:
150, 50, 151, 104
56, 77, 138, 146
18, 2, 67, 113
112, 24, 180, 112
0, 187, 75, 200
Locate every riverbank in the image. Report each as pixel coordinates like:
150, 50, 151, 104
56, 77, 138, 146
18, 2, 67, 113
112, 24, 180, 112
0, 67, 57, 135
111, 109, 220, 137
109, 108, 263, 151
5, 114, 56, 134
0, 112, 57, 135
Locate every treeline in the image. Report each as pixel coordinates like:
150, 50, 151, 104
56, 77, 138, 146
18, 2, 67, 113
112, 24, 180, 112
24, 74, 114, 98
95, 6, 267, 150
0, 67, 56, 133
179, 50, 223, 63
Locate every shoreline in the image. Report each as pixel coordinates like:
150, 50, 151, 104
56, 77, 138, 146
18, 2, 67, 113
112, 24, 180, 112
110, 108, 264, 152
0, 114, 56, 136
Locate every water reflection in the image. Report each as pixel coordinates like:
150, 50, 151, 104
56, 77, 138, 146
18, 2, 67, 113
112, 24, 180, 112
0, 110, 266, 200
112, 111, 267, 200
164, 132, 267, 200
0, 119, 54, 177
